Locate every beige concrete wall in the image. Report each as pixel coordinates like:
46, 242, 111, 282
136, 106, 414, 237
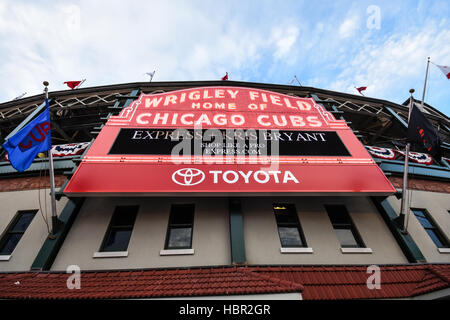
52, 195, 411, 271
51, 197, 231, 271
2, 192, 421, 272
0, 189, 68, 272
387, 190, 450, 263
243, 196, 408, 265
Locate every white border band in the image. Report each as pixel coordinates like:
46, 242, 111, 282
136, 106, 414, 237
93, 251, 128, 258
280, 247, 314, 254
341, 248, 373, 254
160, 249, 195, 256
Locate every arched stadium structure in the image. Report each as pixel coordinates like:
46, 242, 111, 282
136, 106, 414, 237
0, 80, 449, 300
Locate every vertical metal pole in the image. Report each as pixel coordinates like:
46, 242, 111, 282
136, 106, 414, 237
421, 57, 430, 108
400, 142, 410, 231
400, 91, 414, 234
44, 82, 59, 236
402, 57, 429, 233
49, 148, 58, 235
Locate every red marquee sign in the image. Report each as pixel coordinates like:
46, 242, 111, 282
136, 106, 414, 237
64, 87, 395, 196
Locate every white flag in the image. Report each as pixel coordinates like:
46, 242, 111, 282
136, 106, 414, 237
13, 92, 27, 100
145, 71, 156, 81
436, 64, 450, 79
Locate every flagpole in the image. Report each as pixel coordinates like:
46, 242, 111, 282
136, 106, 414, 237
146, 71, 155, 82
400, 89, 414, 234
421, 57, 430, 108
74, 79, 86, 90
43, 81, 59, 237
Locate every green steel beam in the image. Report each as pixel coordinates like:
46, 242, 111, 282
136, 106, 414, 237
377, 159, 450, 180
229, 199, 246, 264
0, 157, 76, 176
442, 142, 450, 151
31, 197, 85, 270
383, 105, 408, 129
331, 105, 345, 120
441, 157, 450, 169
371, 197, 426, 263
55, 177, 71, 201
120, 89, 139, 109
442, 123, 450, 133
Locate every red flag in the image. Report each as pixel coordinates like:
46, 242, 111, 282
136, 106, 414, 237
64, 81, 82, 89
435, 64, 450, 79
221, 72, 228, 81
356, 86, 367, 94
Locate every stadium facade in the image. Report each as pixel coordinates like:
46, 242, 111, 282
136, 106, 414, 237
0, 80, 449, 300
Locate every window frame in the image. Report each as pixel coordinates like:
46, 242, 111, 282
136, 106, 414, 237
99, 205, 139, 252
325, 204, 365, 248
411, 208, 449, 248
0, 210, 37, 256
164, 204, 195, 250
273, 203, 307, 248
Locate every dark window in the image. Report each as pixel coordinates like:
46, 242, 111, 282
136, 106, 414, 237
273, 204, 307, 248
165, 204, 194, 249
0, 210, 37, 255
100, 206, 138, 252
325, 205, 364, 248
412, 209, 449, 248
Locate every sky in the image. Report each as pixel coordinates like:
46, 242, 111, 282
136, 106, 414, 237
0, 0, 449, 116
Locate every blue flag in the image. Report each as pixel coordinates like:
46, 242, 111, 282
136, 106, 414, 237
2, 99, 52, 172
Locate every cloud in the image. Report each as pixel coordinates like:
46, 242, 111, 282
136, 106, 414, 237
0, 1, 303, 101
329, 24, 450, 105
271, 26, 299, 60
0, 0, 449, 116
339, 16, 360, 38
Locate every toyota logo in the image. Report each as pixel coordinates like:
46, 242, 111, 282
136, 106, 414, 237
172, 168, 205, 186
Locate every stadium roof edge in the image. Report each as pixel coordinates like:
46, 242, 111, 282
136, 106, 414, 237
0, 80, 448, 124
401, 97, 449, 121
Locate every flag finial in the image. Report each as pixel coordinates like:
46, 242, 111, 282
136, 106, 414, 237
409, 88, 415, 94
43, 81, 49, 95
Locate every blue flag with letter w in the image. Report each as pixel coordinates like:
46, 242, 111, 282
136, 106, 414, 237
2, 99, 52, 172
